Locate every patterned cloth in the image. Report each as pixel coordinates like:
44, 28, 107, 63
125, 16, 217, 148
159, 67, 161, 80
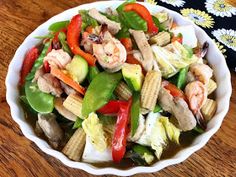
145, 0, 236, 71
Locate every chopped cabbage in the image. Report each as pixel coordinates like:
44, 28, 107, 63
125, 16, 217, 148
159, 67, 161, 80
159, 116, 181, 144
152, 41, 199, 78
82, 112, 107, 152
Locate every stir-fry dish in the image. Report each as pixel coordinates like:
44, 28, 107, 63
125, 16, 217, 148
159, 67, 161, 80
19, 1, 217, 167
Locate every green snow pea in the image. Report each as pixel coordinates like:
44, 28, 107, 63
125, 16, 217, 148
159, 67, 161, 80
88, 66, 100, 82
153, 104, 162, 113
152, 15, 166, 32
131, 92, 140, 136
79, 10, 98, 32
72, 117, 84, 129
48, 20, 70, 32
26, 41, 51, 81
176, 67, 188, 89
58, 31, 72, 56
25, 81, 54, 113
122, 11, 147, 31
82, 72, 122, 117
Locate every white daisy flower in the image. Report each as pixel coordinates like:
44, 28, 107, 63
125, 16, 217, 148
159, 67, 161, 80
212, 29, 236, 51
160, 0, 185, 7
205, 0, 236, 17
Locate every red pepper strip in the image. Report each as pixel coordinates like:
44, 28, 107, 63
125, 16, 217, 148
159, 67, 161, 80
112, 98, 132, 163
97, 100, 127, 115
20, 47, 39, 85
67, 14, 96, 66
124, 3, 158, 34
162, 81, 186, 101
171, 33, 183, 44
120, 38, 133, 52
43, 61, 50, 73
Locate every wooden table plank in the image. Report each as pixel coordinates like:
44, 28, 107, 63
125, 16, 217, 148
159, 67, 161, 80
0, 0, 235, 176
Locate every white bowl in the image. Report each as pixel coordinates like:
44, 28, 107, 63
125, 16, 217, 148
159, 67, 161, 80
6, 1, 232, 176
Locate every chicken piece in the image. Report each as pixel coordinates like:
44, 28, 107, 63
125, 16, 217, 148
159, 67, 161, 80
37, 113, 64, 148
54, 97, 77, 121
93, 31, 126, 72
37, 73, 63, 97
33, 66, 45, 82
88, 8, 121, 35
60, 82, 77, 96
158, 87, 196, 131
44, 49, 71, 69
129, 29, 153, 71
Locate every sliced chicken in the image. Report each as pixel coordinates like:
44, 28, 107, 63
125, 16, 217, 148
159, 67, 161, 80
158, 87, 196, 131
32, 66, 45, 82
37, 73, 63, 97
93, 31, 126, 72
88, 8, 121, 35
37, 113, 64, 148
129, 29, 153, 71
54, 97, 77, 121
44, 49, 71, 69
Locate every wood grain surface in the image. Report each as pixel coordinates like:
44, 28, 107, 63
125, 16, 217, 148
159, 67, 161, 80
0, 0, 235, 176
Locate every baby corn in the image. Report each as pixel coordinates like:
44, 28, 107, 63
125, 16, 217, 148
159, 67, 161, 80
207, 79, 217, 95
141, 71, 162, 113
114, 81, 132, 100
149, 32, 171, 46
201, 99, 217, 121
62, 128, 86, 161
63, 93, 84, 119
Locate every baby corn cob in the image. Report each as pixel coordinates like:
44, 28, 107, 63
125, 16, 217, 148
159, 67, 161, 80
63, 93, 84, 119
149, 32, 171, 46
201, 99, 217, 121
141, 70, 162, 113
114, 81, 132, 100
62, 128, 86, 161
207, 79, 217, 95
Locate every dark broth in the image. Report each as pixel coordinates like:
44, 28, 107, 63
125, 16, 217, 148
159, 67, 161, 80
21, 102, 198, 169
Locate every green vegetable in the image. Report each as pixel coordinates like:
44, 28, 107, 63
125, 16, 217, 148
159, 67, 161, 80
58, 32, 72, 56
72, 117, 84, 129
82, 72, 122, 117
176, 67, 188, 89
122, 63, 144, 91
122, 11, 147, 31
25, 82, 54, 113
152, 15, 166, 32
79, 10, 98, 32
66, 55, 88, 83
131, 92, 140, 136
159, 116, 181, 144
101, 12, 120, 23
183, 44, 194, 58
34, 34, 54, 39
98, 114, 116, 125
116, 0, 136, 13
26, 41, 51, 81
88, 66, 100, 82
48, 20, 70, 32
153, 104, 162, 113
193, 126, 204, 134
131, 144, 155, 165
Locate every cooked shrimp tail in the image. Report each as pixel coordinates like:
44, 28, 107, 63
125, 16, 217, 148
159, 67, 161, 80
195, 110, 207, 130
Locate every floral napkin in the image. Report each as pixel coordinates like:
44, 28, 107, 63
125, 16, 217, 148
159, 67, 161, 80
145, 0, 236, 71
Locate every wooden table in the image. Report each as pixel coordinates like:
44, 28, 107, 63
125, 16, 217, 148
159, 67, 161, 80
0, 0, 235, 176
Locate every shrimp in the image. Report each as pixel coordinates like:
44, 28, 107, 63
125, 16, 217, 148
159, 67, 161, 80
44, 49, 71, 69
185, 81, 207, 115
93, 31, 126, 72
189, 63, 213, 85
185, 81, 208, 129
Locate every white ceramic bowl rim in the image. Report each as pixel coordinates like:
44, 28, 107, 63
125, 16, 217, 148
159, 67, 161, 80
6, 1, 232, 176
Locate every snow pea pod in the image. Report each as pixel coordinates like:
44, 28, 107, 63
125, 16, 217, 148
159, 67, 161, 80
88, 66, 100, 82
131, 92, 140, 136
176, 67, 188, 89
48, 20, 70, 32
25, 81, 54, 113
26, 41, 51, 81
82, 72, 122, 117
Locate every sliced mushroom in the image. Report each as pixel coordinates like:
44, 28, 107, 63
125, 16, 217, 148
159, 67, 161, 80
37, 113, 64, 148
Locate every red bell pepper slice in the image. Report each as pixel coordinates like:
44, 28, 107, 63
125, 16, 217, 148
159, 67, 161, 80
162, 81, 186, 100
112, 98, 132, 163
20, 47, 39, 85
124, 3, 158, 34
97, 100, 127, 115
67, 14, 96, 66
120, 38, 133, 52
